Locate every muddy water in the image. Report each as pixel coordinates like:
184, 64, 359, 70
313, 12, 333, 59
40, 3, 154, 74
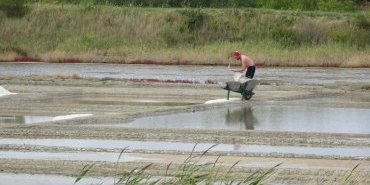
1, 138, 369, 157
1, 63, 370, 85
116, 104, 370, 134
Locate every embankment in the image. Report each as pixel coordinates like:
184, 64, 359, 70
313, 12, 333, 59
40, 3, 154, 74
0, 5, 369, 67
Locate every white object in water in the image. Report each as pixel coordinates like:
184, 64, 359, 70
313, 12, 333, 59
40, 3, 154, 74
233, 72, 242, 81
204, 98, 239, 104
0, 86, 16, 97
233, 72, 249, 83
53, 114, 93, 121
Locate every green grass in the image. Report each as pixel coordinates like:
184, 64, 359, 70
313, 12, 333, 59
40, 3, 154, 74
74, 144, 281, 185
73, 145, 367, 185
0, 4, 369, 67
27, 0, 369, 12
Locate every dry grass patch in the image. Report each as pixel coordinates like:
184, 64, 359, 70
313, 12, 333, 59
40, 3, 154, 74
0, 51, 17, 62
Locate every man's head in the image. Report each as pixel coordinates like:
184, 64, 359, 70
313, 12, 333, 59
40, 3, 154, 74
233, 51, 241, 60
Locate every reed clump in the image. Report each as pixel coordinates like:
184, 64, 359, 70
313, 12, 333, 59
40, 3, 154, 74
74, 145, 282, 185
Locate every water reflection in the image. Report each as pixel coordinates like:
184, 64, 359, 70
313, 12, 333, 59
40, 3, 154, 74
120, 104, 370, 134
122, 105, 260, 130
225, 106, 258, 130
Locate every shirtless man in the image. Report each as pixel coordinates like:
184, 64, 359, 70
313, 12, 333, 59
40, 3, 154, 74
230, 50, 255, 79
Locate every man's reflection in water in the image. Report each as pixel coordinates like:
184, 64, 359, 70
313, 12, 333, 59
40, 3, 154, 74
225, 106, 259, 151
225, 106, 258, 130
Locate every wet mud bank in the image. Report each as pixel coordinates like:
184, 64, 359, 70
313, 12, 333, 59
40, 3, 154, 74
0, 125, 369, 148
0, 74, 370, 184
0, 158, 369, 184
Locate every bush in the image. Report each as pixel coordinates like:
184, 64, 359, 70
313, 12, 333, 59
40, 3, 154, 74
270, 25, 300, 47
352, 15, 370, 47
356, 15, 370, 30
318, 0, 357, 12
0, 45, 28, 55
330, 27, 352, 44
256, 0, 301, 10
180, 9, 207, 32
295, 18, 331, 45
354, 0, 367, 5
351, 28, 370, 48
0, 0, 28, 17
302, 0, 319, 11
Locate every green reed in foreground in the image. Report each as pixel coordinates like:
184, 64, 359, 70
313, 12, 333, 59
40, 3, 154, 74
74, 144, 281, 185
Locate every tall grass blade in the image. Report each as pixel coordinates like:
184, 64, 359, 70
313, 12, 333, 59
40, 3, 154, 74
184, 143, 198, 163
213, 155, 221, 167
243, 170, 261, 183
248, 163, 281, 185
148, 179, 161, 185
140, 163, 153, 172
227, 160, 241, 174
114, 147, 129, 184
74, 163, 95, 184
166, 162, 172, 175
344, 163, 360, 183
200, 144, 218, 158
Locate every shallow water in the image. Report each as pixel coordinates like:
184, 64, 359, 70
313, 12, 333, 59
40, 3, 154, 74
0, 138, 369, 157
0, 114, 92, 124
0, 151, 144, 162
115, 104, 370, 134
0, 115, 54, 124
1, 63, 370, 85
0, 173, 111, 185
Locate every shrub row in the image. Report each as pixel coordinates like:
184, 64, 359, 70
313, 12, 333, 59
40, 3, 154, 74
30, 0, 367, 11
0, 5, 368, 56
0, 0, 28, 17
162, 9, 370, 48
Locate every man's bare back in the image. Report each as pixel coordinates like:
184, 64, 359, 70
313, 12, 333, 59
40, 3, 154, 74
231, 51, 256, 79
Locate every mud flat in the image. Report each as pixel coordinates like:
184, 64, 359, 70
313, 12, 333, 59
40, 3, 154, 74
0, 74, 370, 184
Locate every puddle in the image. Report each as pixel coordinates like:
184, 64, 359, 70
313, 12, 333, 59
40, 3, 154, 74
0, 138, 368, 158
0, 151, 144, 162
0, 173, 112, 185
115, 104, 370, 134
0, 114, 92, 124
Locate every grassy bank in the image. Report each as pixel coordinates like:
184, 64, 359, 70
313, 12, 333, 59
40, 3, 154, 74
28, 0, 369, 11
0, 4, 369, 67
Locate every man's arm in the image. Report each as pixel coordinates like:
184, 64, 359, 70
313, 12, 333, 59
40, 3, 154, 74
231, 58, 247, 72
231, 67, 246, 72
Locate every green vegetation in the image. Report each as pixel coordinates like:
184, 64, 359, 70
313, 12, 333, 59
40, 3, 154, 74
30, 0, 367, 12
73, 146, 366, 184
74, 145, 281, 184
0, 4, 369, 67
0, 0, 28, 17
